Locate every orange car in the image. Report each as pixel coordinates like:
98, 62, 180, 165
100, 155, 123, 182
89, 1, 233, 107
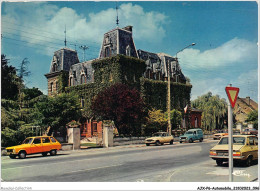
6, 136, 62, 159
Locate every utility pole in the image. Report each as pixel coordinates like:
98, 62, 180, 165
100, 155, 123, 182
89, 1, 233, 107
167, 60, 172, 135
79, 45, 88, 62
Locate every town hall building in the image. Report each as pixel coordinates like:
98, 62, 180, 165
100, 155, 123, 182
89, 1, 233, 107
45, 25, 192, 138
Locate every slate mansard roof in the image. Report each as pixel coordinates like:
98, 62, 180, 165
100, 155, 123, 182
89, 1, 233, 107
46, 26, 188, 86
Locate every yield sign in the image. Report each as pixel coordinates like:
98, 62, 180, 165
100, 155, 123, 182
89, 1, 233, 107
225, 86, 239, 108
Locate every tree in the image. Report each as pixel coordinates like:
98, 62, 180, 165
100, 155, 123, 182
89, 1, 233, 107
1, 54, 19, 100
192, 92, 228, 131
91, 83, 147, 136
145, 109, 167, 134
23, 87, 43, 101
246, 110, 258, 130
35, 93, 82, 135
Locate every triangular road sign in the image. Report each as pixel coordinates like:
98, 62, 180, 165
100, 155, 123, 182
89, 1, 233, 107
225, 86, 239, 108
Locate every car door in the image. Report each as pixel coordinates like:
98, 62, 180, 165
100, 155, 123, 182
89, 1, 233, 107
42, 137, 52, 152
252, 137, 258, 160
193, 131, 198, 140
30, 137, 43, 153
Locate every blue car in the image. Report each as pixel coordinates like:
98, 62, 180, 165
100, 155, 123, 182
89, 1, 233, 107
179, 128, 204, 143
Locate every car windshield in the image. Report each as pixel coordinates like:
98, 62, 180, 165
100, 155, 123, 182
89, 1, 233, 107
153, 133, 163, 137
218, 137, 245, 145
185, 131, 193, 134
22, 138, 33, 144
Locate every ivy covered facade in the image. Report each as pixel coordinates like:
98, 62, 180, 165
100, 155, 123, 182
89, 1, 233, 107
45, 25, 192, 137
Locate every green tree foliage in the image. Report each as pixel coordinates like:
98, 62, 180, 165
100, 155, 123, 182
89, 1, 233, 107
35, 93, 82, 135
145, 109, 182, 135
192, 92, 227, 131
91, 83, 147, 136
246, 110, 258, 129
168, 109, 182, 129
145, 109, 167, 134
23, 87, 43, 101
1, 54, 19, 100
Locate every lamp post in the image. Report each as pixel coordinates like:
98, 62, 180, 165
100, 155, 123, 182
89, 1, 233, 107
167, 43, 196, 135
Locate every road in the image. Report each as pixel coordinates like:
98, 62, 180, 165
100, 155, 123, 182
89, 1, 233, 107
1, 140, 258, 182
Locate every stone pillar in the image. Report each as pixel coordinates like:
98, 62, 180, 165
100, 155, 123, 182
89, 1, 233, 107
103, 121, 114, 148
67, 127, 80, 150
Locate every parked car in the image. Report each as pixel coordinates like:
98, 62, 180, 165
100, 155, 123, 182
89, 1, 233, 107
179, 128, 204, 143
213, 130, 228, 140
145, 132, 174, 146
209, 135, 258, 166
6, 136, 62, 159
241, 128, 258, 136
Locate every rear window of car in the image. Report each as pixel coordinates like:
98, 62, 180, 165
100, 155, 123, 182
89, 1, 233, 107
42, 137, 51, 143
50, 137, 56, 143
219, 137, 245, 145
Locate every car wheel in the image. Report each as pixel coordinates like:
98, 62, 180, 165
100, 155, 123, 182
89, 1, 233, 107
146, 143, 150, 146
155, 141, 161, 146
170, 140, 173, 145
18, 151, 26, 159
50, 150, 57, 156
199, 138, 203, 142
9, 155, 16, 159
42, 152, 48, 157
189, 138, 193, 143
245, 156, 252, 167
216, 159, 223, 166
180, 141, 182, 143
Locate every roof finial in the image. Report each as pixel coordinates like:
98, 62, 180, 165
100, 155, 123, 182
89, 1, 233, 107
116, 2, 119, 27
64, 25, 67, 47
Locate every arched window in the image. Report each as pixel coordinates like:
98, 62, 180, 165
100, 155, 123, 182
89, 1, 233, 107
50, 82, 54, 93
195, 117, 198, 128
105, 47, 111, 57
52, 63, 57, 72
126, 45, 131, 56
81, 74, 85, 84
69, 77, 73, 86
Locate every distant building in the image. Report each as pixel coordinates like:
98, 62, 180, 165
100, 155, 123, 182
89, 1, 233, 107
233, 96, 258, 124
44, 25, 192, 137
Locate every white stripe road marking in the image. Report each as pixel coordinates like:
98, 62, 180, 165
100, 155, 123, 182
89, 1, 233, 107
2, 157, 119, 171
63, 164, 123, 174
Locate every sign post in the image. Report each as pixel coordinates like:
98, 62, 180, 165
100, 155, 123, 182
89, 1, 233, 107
225, 85, 239, 182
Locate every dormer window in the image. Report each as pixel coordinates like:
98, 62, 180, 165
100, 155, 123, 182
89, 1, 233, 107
105, 47, 111, 57
104, 36, 110, 45
52, 63, 57, 72
126, 45, 131, 56
81, 74, 85, 84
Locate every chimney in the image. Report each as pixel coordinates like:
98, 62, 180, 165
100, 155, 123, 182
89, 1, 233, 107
123, 26, 133, 32
246, 96, 250, 105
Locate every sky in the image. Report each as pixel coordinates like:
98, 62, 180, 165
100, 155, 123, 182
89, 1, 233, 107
1, 1, 258, 102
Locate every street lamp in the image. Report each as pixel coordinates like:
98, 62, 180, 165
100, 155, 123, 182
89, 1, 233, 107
176, 43, 196, 58
167, 43, 196, 135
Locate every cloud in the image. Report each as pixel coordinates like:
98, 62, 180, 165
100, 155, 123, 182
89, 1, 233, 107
191, 78, 228, 100
179, 38, 258, 69
1, 2, 168, 56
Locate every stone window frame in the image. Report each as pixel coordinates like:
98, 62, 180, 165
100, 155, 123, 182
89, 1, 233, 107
69, 75, 74, 86
104, 46, 111, 57
50, 82, 54, 93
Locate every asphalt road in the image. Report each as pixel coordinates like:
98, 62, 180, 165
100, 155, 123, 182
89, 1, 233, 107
1, 140, 258, 182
